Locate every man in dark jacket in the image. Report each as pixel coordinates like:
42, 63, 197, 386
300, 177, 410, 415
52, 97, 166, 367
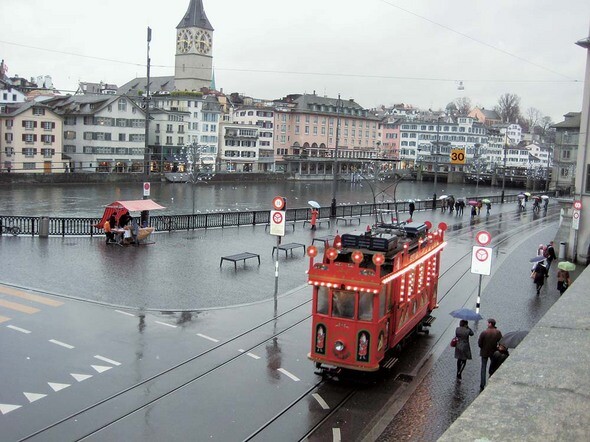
545, 241, 556, 272
478, 318, 502, 390
489, 344, 510, 377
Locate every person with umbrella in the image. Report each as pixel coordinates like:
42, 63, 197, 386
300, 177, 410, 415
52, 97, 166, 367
478, 318, 502, 391
557, 261, 575, 295
489, 343, 510, 377
532, 259, 548, 295
545, 241, 556, 272
454, 319, 474, 380
308, 201, 320, 231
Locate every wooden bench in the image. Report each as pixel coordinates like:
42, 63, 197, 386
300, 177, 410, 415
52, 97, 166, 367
220, 252, 261, 271
303, 219, 330, 229
336, 216, 361, 226
264, 221, 295, 232
312, 235, 335, 247
272, 242, 306, 257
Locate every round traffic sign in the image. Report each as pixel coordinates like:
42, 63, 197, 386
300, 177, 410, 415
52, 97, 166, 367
272, 212, 283, 224
272, 196, 286, 210
143, 182, 150, 191
475, 247, 489, 262
475, 230, 491, 246
573, 200, 582, 210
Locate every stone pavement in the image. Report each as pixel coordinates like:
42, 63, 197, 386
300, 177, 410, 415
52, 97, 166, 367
439, 263, 590, 441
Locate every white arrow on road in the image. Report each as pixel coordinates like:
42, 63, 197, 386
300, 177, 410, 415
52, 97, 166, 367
24, 392, 47, 403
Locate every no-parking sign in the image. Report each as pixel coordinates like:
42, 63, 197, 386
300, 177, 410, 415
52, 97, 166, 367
143, 182, 151, 197
471, 246, 492, 275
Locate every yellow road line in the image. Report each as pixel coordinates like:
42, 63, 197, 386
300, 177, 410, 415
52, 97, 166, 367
0, 315, 10, 323
0, 299, 40, 314
0, 286, 63, 307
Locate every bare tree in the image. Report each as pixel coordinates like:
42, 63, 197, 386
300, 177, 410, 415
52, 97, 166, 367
454, 97, 472, 115
524, 107, 543, 133
495, 93, 522, 123
539, 116, 555, 144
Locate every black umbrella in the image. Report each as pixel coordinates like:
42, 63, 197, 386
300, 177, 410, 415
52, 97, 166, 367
529, 256, 546, 263
499, 330, 529, 348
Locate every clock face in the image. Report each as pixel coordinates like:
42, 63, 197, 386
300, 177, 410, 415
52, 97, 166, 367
194, 30, 212, 54
176, 29, 193, 53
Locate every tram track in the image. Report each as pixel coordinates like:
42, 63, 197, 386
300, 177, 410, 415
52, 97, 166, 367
14, 208, 561, 441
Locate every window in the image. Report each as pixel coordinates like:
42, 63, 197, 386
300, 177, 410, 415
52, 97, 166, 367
119, 133, 126, 141
4, 133, 13, 143
359, 292, 373, 321
32, 108, 45, 116
42, 121, 55, 130
23, 120, 36, 130
23, 147, 37, 157
118, 99, 127, 111
41, 135, 55, 144
5, 119, 13, 128
23, 134, 36, 143
332, 290, 355, 319
23, 162, 36, 170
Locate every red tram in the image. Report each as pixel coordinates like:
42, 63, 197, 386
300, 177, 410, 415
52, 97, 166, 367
306, 221, 447, 374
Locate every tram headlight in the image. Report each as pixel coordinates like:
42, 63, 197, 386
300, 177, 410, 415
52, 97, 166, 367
334, 340, 345, 352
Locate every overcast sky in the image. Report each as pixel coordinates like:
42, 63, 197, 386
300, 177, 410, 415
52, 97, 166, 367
1, 0, 589, 122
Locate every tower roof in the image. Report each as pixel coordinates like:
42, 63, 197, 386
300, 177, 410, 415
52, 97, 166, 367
177, 0, 214, 31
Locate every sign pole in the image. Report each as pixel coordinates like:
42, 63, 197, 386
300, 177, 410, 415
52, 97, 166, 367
270, 196, 287, 303
476, 274, 483, 314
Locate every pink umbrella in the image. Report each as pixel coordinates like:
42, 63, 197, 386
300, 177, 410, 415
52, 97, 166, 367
468, 200, 478, 206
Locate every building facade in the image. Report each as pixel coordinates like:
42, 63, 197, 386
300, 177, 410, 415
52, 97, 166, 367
551, 112, 580, 193
0, 102, 63, 173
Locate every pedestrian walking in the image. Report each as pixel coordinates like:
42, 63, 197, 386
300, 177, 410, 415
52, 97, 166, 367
448, 196, 455, 214
408, 201, 415, 219
454, 320, 474, 380
489, 344, 510, 377
455, 200, 460, 215
477, 201, 482, 215
310, 208, 319, 231
471, 205, 477, 218
478, 318, 502, 390
544, 241, 556, 272
556, 269, 571, 295
486, 202, 492, 215
532, 261, 548, 295
458, 200, 465, 216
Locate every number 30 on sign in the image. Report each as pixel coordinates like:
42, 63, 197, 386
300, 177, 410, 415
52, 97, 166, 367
450, 149, 466, 164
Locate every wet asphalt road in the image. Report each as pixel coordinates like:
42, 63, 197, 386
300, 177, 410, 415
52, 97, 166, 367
0, 202, 568, 440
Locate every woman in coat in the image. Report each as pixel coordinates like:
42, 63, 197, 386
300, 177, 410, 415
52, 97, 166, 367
533, 261, 548, 295
557, 269, 571, 295
455, 319, 474, 379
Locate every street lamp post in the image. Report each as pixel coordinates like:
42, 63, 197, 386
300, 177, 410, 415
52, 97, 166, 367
501, 133, 508, 204
143, 27, 152, 177
330, 94, 341, 218
432, 117, 440, 209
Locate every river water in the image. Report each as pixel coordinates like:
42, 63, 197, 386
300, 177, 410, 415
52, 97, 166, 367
0, 180, 508, 217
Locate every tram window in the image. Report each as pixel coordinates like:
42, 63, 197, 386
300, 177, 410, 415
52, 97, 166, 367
359, 292, 373, 321
317, 287, 329, 314
332, 290, 355, 319
379, 287, 387, 317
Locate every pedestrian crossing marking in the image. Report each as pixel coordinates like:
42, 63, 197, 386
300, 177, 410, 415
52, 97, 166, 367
94, 355, 121, 366
0, 315, 10, 323
0, 299, 39, 314
0, 285, 63, 307
7, 325, 31, 334
24, 392, 47, 403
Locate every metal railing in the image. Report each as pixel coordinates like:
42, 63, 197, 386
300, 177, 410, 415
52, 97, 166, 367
0, 192, 543, 237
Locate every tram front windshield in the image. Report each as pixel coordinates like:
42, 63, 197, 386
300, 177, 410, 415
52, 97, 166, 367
332, 290, 355, 319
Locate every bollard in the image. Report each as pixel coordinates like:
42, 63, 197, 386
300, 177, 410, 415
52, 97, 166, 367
39, 217, 50, 238
559, 241, 567, 259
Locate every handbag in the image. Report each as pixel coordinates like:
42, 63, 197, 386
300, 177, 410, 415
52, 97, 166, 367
530, 271, 536, 279
450, 337, 458, 347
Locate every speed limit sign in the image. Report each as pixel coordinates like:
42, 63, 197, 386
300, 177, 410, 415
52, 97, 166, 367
450, 149, 466, 165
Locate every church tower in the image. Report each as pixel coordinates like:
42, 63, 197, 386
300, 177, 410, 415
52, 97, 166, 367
174, 0, 214, 91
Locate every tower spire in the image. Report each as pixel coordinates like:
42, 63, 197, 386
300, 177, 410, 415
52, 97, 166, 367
177, 0, 214, 31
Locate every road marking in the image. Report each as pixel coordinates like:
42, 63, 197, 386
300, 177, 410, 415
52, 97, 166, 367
238, 349, 261, 360
155, 321, 177, 328
115, 310, 135, 317
7, 325, 31, 334
94, 355, 121, 366
332, 428, 341, 441
91, 365, 112, 373
48, 382, 70, 392
0, 299, 39, 314
24, 392, 47, 403
0, 403, 21, 415
71, 373, 93, 382
278, 368, 300, 382
0, 315, 11, 323
197, 333, 219, 343
49, 339, 75, 349
0, 286, 63, 306
312, 393, 330, 410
